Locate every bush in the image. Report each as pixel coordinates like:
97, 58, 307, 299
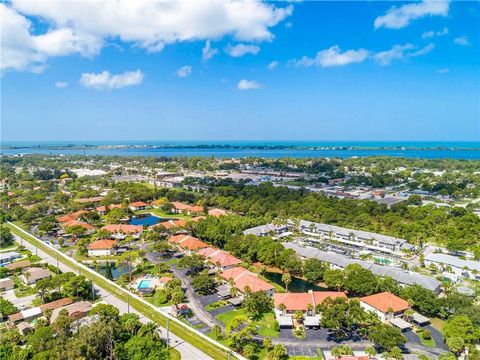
154, 289, 168, 305
422, 329, 431, 340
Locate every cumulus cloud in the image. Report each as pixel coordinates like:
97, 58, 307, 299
422, 27, 448, 39
374, 43, 435, 66
454, 36, 470, 46
374, 0, 450, 30
225, 43, 260, 57
437, 68, 450, 74
55, 81, 68, 88
237, 79, 262, 90
290, 46, 369, 68
176, 65, 192, 78
202, 41, 218, 62
79, 70, 144, 90
267, 60, 279, 70
2, 0, 293, 72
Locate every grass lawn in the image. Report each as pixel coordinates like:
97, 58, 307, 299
417, 330, 436, 347
144, 290, 172, 307
430, 317, 445, 331
205, 300, 229, 312
13, 276, 35, 297
0, 244, 18, 252
137, 209, 192, 220
169, 348, 181, 360
7, 222, 231, 360
216, 309, 279, 338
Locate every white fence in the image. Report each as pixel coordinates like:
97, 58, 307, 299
9, 222, 246, 360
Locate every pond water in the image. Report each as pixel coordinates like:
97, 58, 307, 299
129, 214, 169, 226
263, 271, 326, 292
89, 262, 133, 280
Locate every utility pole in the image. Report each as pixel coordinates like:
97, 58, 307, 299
91, 275, 95, 301
127, 294, 130, 314
56, 253, 59, 274
166, 318, 169, 349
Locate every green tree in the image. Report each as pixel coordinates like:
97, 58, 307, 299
281, 272, 291, 292
368, 323, 406, 352
0, 298, 17, 317
242, 290, 273, 318
177, 254, 205, 275
0, 226, 14, 248
190, 271, 216, 295
303, 258, 325, 283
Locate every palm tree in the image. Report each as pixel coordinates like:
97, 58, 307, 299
403, 309, 414, 321
365, 346, 377, 359
278, 303, 286, 316
282, 272, 292, 292
306, 303, 314, 316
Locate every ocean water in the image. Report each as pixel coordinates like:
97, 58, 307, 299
1, 140, 479, 159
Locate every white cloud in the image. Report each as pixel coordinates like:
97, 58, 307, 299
202, 40, 218, 62
285, 22, 293, 29
267, 61, 279, 70
291, 46, 369, 68
2, 1, 293, 72
225, 43, 260, 57
55, 81, 68, 88
176, 65, 192, 78
374, 0, 450, 30
422, 27, 448, 39
437, 68, 450, 74
374, 43, 435, 66
454, 36, 470, 46
79, 70, 143, 90
237, 79, 262, 90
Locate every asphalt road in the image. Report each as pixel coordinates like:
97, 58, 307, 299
13, 234, 212, 360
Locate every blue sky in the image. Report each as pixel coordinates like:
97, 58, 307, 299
1, 0, 479, 142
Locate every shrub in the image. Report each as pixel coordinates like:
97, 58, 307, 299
422, 330, 431, 340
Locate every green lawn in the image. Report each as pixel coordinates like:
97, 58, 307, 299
137, 209, 192, 220
417, 330, 436, 348
216, 308, 279, 338
7, 222, 232, 360
205, 300, 229, 312
0, 244, 18, 252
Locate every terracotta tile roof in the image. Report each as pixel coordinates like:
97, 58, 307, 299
189, 205, 204, 213
96, 204, 122, 212
24, 267, 51, 282
63, 220, 94, 230
208, 208, 227, 217
220, 267, 274, 293
198, 247, 242, 268
102, 224, 143, 234
190, 216, 205, 222
8, 312, 23, 323
168, 234, 208, 251
360, 292, 410, 313
5, 260, 31, 271
57, 210, 89, 223
88, 239, 117, 250
156, 219, 188, 230
159, 276, 173, 283
50, 301, 92, 323
130, 201, 149, 207
274, 291, 346, 312
171, 202, 192, 211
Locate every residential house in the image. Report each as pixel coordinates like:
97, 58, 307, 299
360, 292, 410, 322
21, 267, 51, 285
56, 210, 89, 223
62, 220, 95, 233
197, 247, 242, 270
220, 267, 275, 297
273, 291, 346, 328
0, 252, 21, 266
168, 234, 208, 254
243, 223, 288, 237
171, 202, 204, 215
208, 208, 227, 217
0, 278, 14, 291
8, 298, 73, 325
95, 204, 122, 215
87, 239, 118, 257
129, 201, 149, 211
102, 224, 143, 239
424, 253, 480, 282
298, 220, 416, 255
5, 260, 31, 271
74, 196, 104, 204
50, 301, 92, 323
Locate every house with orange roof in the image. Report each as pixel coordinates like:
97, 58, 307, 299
198, 247, 242, 270
171, 202, 204, 215
87, 239, 118, 257
360, 292, 410, 322
62, 220, 95, 233
56, 210, 89, 223
96, 204, 122, 215
129, 201, 149, 211
74, 196, 104, 204
208, 208, 227, 217
168, 234, 208, 254
102, 224, 143, 239
220, 266, 275, 297
273, 290, 346, 328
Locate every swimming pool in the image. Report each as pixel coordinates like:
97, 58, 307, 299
129, 214, 170, 226
137, 279, 153, 289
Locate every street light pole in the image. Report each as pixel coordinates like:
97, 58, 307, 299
127, 294, 130, 314
91, 275, 95, 301
166, 318, 169, 349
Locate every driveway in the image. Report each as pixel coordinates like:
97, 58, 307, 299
404, 330, 422, 345
2, 290, 36, 306
422, 324, 448, 350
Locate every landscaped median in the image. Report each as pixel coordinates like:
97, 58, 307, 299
7, 222, 243, 360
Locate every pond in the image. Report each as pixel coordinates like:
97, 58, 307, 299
263, 271, 327, 292
89, 262, 133, 280
129, 214, 170, 226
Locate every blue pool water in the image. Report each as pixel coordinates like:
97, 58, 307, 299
138, 279, 152, 289
129, 214, 166, 226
